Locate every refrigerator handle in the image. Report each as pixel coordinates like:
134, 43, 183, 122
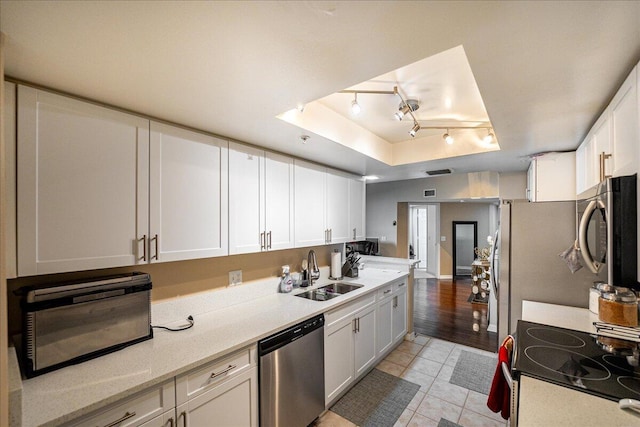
578, 199, 604, 274
490, 229, 499, 297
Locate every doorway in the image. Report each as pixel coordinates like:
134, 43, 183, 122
452, 221, 477, 278
409, 204, 438, 277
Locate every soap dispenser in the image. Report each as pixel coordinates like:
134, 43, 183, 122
279, 265, 293, 293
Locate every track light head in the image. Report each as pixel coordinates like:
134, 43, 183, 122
394, 99, 419, 121
351, 93, 361, 115
483, 130, 495, 145
409, 122, 420, 138
443, 131, 454, 145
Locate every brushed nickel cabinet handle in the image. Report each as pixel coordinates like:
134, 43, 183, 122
398, 282, 406, 287
260, 232, 265, 250
353, 228, 356, 239
209, 364, 236, 380
267, 231, 272, 249
180, 411, 188, 427
102, 411, 136, 427
152, 234, 159, 260
600, 152, 612, 182
383, 289, 392, 295
138, 235, 147, 261
330, 229, 332, 243
353, 318, 357, 333
393, 296, 398, 308
167, 417, 174, 427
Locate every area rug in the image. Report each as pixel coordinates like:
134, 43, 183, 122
331, 368, 420, 426
449, 350, 497, 395
438, 418, 463, 427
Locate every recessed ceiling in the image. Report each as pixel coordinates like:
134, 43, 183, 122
278, 45, 499, 167
2, 1, 639, 182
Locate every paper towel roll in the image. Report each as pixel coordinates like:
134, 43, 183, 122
330, 251, 342, 279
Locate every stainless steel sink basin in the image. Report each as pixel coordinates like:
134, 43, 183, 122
294, 282, 363, 301
318, 283, 363, 294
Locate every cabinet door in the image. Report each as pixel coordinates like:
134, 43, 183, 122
5, 82, 17, 278
264, 152, 294, 250
611, 66, 638, 178
376, 297, 393, 357
594, 113, 612, 180
176, 367, 258, 427
294, 160, 326, 247
326, 170, 350, 244
392, 288, 408, 342
324, 317, 355, 405
576, 141, 587, 195
229, 142, 265, 254
17, 86, 149, 276
527, 161, 536, 201
149, 122, 228, 262
139, 411, 175, 427
354, 304, 377, 378
348, 177, 366, 240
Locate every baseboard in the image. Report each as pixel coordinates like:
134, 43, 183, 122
404, 332, 417, 341
439, 275, 453, 280
487, 324, 497, 333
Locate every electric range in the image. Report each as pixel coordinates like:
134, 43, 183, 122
513, 320, 640, 401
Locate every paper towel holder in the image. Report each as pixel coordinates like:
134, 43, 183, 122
329, 249, 343, 281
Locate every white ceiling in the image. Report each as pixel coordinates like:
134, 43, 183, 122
2, 1, 640, 183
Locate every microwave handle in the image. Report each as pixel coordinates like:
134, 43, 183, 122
578, 199, 604, 274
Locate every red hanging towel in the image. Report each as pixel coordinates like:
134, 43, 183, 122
487, 336, 512, 420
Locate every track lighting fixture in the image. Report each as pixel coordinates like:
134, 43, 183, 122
443, 129, 454, 145
394, 99, 420, 121
351, 93, 361, 115
409, 122, 420, 138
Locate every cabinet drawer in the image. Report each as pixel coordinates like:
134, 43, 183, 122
325, 293, 375, 327
69, 380, 175, 427
377, 285, 393, 301
176, 346, 256, 404
394, 279, 407, 292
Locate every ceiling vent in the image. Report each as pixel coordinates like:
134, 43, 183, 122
425, 168, 452, 176
423, 189, 436, 198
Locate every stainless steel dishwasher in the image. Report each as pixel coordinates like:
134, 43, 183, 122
259, 313, 325, 427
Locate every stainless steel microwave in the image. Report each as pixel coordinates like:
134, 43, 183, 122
20, 272, 152, 378
577, 174, 637, 289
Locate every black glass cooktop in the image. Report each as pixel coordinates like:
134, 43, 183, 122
514, 321, 640, 401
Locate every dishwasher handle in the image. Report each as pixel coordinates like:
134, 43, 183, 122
258, 314, 324, 356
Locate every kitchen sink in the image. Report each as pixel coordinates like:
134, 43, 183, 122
318, 283, 363, 294
294, 282, 363, 301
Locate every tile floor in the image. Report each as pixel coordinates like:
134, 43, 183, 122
315, 335, 508, 427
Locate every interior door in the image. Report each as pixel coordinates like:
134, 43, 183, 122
453, 221, 478, 277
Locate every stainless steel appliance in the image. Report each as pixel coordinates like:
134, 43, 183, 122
259, 314, 325, 427
493, 200, 601, 341
511, 320, 640, 424
577, 174, 637, 290
21, 272, 152, 377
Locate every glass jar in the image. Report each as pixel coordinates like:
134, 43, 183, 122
599, 287, 638, 327
589, 282, 613, 314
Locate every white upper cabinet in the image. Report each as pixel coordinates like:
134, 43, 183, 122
229, 142, 293, 254
264, 151, 295, 250
17, 86, 150, 276
326, 170, 350, 244
294, 160, 327, 247
295, 160, 363, 248
4, 82, 17, 278
576, 64, 639, 196
610, 66, 638, 178
527, 152, 576, 202
149, 122, 228, 262
348, 177, 366, 241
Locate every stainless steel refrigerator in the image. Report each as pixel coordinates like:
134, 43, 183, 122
492, 200, 601, 341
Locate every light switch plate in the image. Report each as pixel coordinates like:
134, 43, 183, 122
440, 236, 446, 241
229, 270, 242, 286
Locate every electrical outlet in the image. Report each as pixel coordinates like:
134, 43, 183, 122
229, 270, 242, 286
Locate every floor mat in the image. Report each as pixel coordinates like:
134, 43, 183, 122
330, 368, 420, 426
449, 350, 497, 395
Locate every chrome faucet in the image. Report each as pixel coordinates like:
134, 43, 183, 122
307, 250, 320, 286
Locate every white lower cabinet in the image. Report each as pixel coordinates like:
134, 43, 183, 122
353, 304, 377, 378
175, 367, 258, 427
175, 346, 258, 427
68, 381, 175, 427
375, 285, 394, 357
392, 283, 408, 342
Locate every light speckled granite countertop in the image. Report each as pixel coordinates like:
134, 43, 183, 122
10, 266, 407, 427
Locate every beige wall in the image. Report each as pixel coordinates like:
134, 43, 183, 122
1, 31, 8, 427
7, 244, 340, 337
438, 202, 494, 276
